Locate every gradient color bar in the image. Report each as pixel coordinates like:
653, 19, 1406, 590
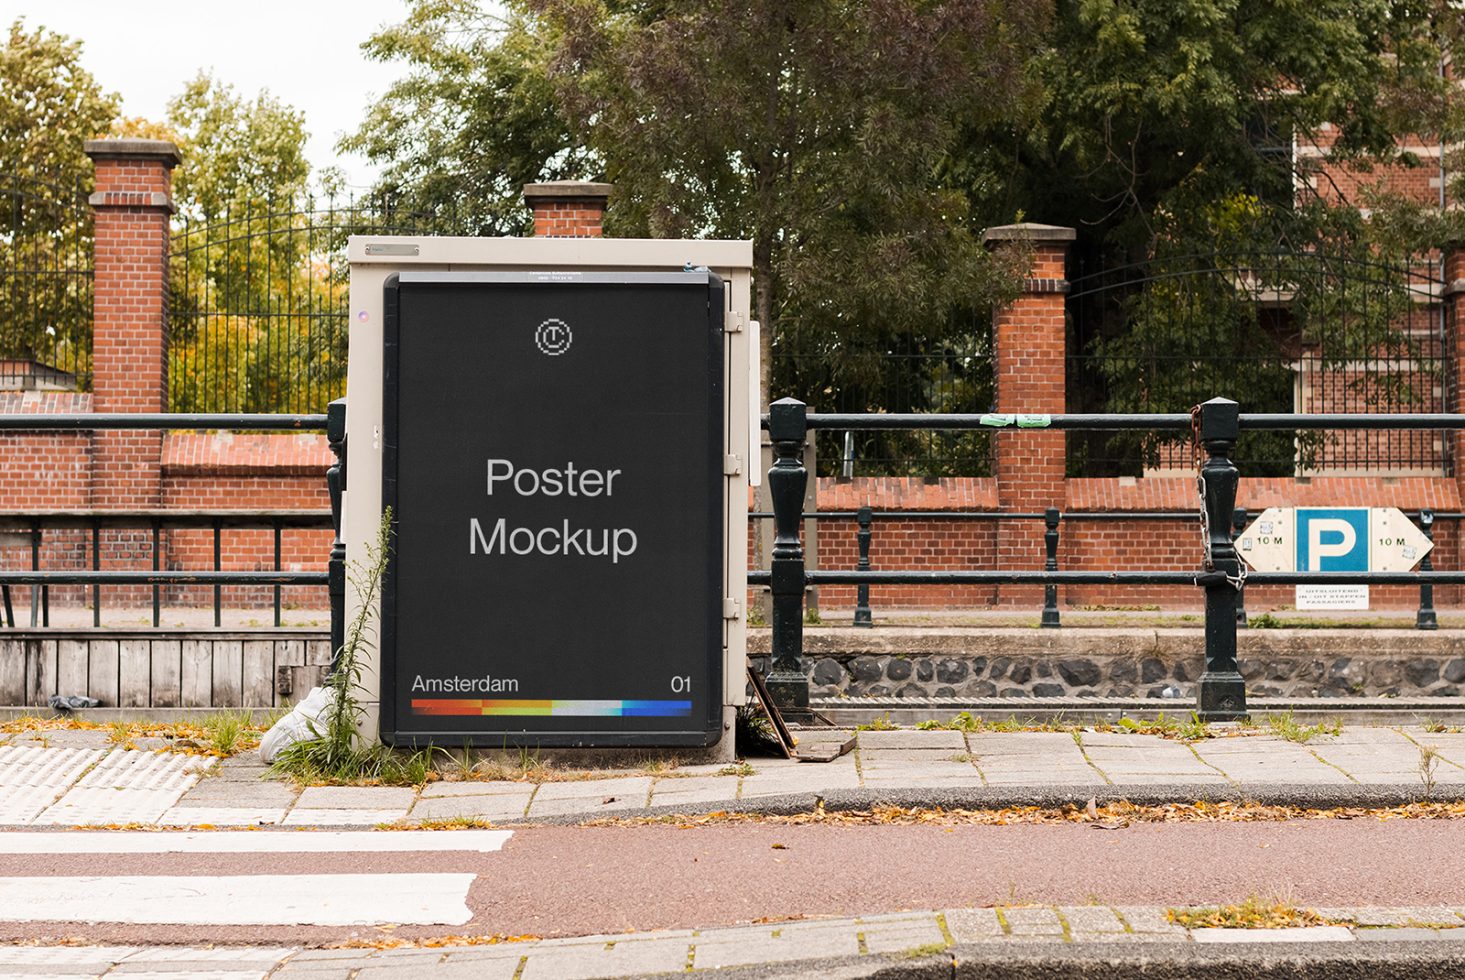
412, 699, 692, 717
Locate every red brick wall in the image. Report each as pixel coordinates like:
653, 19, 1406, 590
530, 199, 607, 238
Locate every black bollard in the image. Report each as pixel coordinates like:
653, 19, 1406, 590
766, 398, 810, 713
1041, 508, 1061, 628
1196, 398, 1247, 722
1417, 509, 1438, 631
853, 506, 873, 628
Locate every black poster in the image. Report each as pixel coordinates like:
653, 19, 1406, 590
380, 271, 725, 746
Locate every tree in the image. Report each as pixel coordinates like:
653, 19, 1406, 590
531, 0, 1047, 399
341, 0, 596, 235
0, 20, 119, 379
963, 0, 1465, 473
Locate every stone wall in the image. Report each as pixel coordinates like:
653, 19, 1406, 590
749, 628, 1465, 700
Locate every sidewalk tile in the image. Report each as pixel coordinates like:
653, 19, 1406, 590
1113, 906, 1187, 936
1355, 927, 1465, 941
739, 767, 861, 797
944, 907, 1005, 942
294, 787, 417, 809
858, 730, 966, 751
174, 782, 297, 806
1191, 926, 1353, 943
159, 806, 287, 825
1002, 907, 1065, 937
356, 960, 518, 980
519, 940, 687, 979
0, 946, 140, 965
1060, 907, 1127, 934
1350, 907, 1465, 926
420, 781, 534, 798
283, 807, 408, 825
408, 794, 531, 822
528, 778, 652, 817
860, 916, 946, 954
693, 931, 857, 969
647, 775, 740, 807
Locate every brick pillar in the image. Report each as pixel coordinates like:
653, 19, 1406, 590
84, 138, 179, 509
523, 181, 613, 237
983, 223, 1075, 606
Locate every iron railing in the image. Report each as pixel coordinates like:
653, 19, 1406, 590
0, 172, 93, 391
752, 397, 1465, 721
748, 508, 1454, 628
0, 403, 346, 658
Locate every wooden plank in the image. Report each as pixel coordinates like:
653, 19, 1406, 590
150, 640, 181, 708
0, 639, 25, 706
290, 665, 330, 700
242, 640, 274, 708
212, 640, 243, 708
117, 640, 151, 708
87, 640, 119, 707
25, 640, 56, 707
306, 640, 334, 666
277, 639, 305, 667
180, 641, 211, 708
56, 640, 88, 699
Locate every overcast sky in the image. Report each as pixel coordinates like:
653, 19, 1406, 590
2, 1, 414, 189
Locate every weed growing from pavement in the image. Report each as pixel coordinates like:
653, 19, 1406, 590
381, 815, 498, 830
1267, 710, 1341, 744
202, 710, 253, 757
736, 703, 785, 754
717, 761, 756, 777
1422, 718, 1462, 734
855, 712, 899, 732
1166, 897, 1344, 930
270, 508, 443, 787
1420, 744, 1443, 799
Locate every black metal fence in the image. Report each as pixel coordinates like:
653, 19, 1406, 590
0, 404, 345, 658
753, 398, 1465, 721
750, 507, 1453, 629
0, 172, 93, 391
1068, 250, 1448, 477
169, 199, 470, 414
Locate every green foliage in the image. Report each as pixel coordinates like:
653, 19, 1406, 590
0, 20, 118, 379
855, 712, 899, 732
202, 710, 253, 757
734, 704, 783, 757
272, 508, 442, 785
341, 0, 594, 235
1266, 710, 1340, 744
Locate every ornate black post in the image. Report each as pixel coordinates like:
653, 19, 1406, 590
1041, 508, 1061, 628
853, 506, 873, 628
326, 398, 348, 671
1232, 507, 1248, 628
766, 398, 810, 713
1197, 397, 1247, 721
1417, 509, 1438, 631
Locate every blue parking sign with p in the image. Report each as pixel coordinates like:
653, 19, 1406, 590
1295, 508, 1369, 572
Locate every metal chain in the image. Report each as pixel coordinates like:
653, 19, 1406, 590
1192, 405, 1213, 571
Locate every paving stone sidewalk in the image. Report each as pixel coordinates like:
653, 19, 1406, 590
3, 725, 1465, 827
7, 905, 1465, 979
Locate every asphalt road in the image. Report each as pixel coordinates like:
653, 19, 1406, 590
1, 820, 1462, 945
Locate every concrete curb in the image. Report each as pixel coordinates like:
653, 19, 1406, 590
509, 782, 1461, 827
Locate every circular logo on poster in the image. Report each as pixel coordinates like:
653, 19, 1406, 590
534, 318, 572, 356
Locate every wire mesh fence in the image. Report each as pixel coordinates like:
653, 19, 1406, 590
771, 327, 995, 477
0, 172, 93, 392
1067, 249, 1448, 477
168, 197, 471, 414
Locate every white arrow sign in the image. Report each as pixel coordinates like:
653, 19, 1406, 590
1369, 507, 1434, 572
1235, 507, 1293, 572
